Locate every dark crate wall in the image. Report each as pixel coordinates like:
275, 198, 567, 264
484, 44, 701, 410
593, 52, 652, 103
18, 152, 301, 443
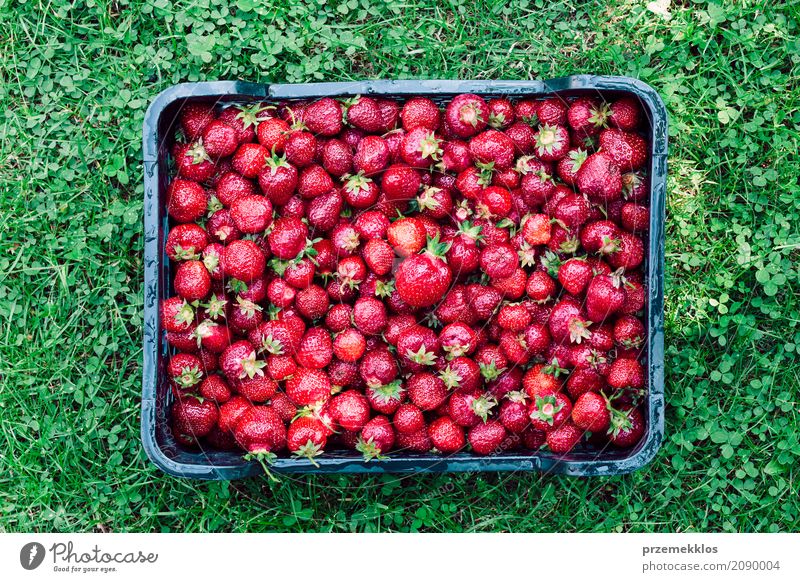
142, 77, 666, 479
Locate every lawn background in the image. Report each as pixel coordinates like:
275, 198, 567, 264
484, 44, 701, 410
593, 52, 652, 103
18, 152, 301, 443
1, 0, 798, 532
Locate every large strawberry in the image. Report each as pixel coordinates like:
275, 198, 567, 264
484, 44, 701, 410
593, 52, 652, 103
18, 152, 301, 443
444, 93, 489, 138
576, 152, 622, 202
394, 235, 452, 308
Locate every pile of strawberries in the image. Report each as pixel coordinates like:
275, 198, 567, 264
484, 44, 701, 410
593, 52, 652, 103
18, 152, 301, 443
163, 90, 650, 465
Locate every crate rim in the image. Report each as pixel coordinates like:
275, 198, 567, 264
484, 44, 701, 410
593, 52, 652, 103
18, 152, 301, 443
142, 75, 666, 480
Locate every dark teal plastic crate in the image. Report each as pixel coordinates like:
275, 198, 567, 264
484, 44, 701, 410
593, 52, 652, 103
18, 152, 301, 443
142, 77, 667, 479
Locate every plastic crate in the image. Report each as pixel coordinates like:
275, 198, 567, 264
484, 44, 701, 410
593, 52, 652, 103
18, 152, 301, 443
142, 76, 667, 479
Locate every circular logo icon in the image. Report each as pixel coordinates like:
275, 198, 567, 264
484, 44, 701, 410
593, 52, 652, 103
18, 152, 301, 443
20, 542, 46, 570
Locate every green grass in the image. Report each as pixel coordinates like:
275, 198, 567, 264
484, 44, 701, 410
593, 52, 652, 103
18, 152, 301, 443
1, 0, 799, 533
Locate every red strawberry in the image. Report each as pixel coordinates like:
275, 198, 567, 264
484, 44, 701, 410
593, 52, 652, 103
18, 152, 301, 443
174, 260, 211, 301
487, 98, 515, 129
172, 396, 218, 442
566, 368, 605, 400
223, 239, 265, 282
567, 97, 608, 136
287, 415, 328, 461
168, 353, 204, 391
608, 232, 644, 270
328, 358, 359, 389
258, 156, 298, 206
395, 428, 432, 452
621, 278, 645, 315
522, 363, 562, 400
586, 273, 627, 322
376, 98, 401, 131
490, 267, 527, 300
480, 243, 518, 279
557, 258, 593, 296
393, 403, 425, 434
381, 164, 421, 201
526, 271, 556, 303
497, 302, 531, 332
333, 328, 366, 363
233, 405, 287, 454
331, 222, 361, 257
229, 195, 272, 234
257, 117, 290, 153
400, 127, 442, 168
395, 235, 452, 308
165, 223, 208, 261
439, 140, 473, 173
554, 193, 591, 230
504, 121, 536, 154
533, 124, 570, 161
237, 375, 278, 402
179, 103, 215, 140
400, 97, 440, 131
161, 297, 195, 333
397, 324, 440, 367
232, 142, 268, 178
216, 172, 257, 206
294, 284, 329, 320
608, 96, 642, 131
613, 314, 646, 349
365, 380, 404, 415
324, 304, 354, 333
206, 210, 241, 244
576, 152, 622, 202
438, 322, 476, 358
220, 340, 266, 382
285, 368, 331, 406
217, 103, 266, 144
572, 392, 610, 432
546, 421, 583, 453
556, 148, 588, 186
519, 213, 550, 247
193, 319, 233, 353
407, 372, 448, 411
383, 314, 417, 346
608, 406, 645, 447
218, 395, 253, 432
357, 415, 395, 460
359, 348, 399, 388
268, 217, 309, 260
329, 390, 370, 432
469, 129, 516, 169
444, 94, 489, 138
304, 97, 343, 136
537, 97, 568, 126
202, 120, 238, 158
519, 165, 556, 206
285, 130, 317, 168
528, 392, 572, 431
428, 416, 466, 453
580, 220, 621, 255
167, 179, 207, 223
499, 392, 529, 433
620, 203, 649, 233
295, 327, 333, 369
353, 296, 388, 336
345, 96, 383, 132
468, 420, 507, 455
599, 129, 647, 171
606, 358, 645, 390
476, 185, 512, 218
